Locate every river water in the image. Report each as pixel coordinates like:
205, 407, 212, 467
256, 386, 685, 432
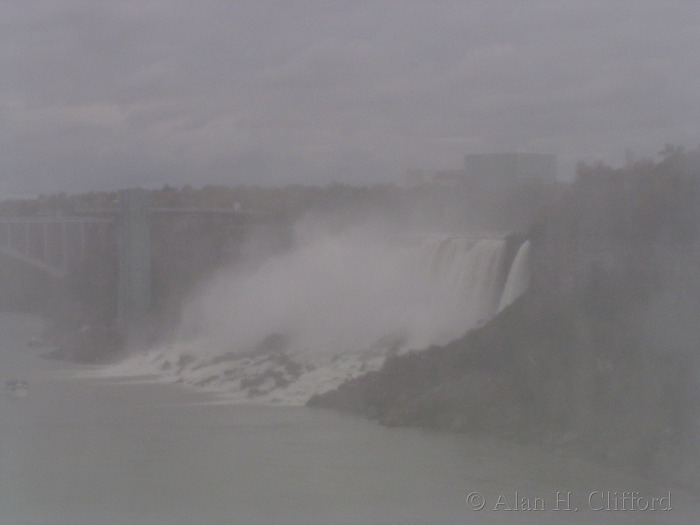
0, 313, 695, 524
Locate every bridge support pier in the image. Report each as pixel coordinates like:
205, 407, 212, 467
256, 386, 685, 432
117, 189, 151, 347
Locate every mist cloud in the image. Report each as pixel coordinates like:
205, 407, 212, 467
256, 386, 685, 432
180, 220, 479, 360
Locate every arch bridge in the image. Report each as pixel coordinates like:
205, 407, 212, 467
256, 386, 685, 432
0, 189, 255, 344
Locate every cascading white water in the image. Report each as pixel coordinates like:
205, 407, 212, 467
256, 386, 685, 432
415, 236, 509, 337
497, 240, 531, 312
102, 229, 530, 404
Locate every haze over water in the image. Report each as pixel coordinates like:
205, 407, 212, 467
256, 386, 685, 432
0, 313, 695, 524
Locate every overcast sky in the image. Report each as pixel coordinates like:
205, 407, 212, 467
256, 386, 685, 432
1, 1, 699, 196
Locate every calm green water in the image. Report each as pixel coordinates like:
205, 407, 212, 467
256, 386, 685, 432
0, 313, 695, 524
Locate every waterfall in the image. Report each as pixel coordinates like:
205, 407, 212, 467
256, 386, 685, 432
420, 235, 531, 328
418, 236, 509, 332
497, 240, 531, 312
102, 230, 530, 404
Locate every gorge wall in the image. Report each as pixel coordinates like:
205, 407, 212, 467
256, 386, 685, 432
309, 151, 700, 488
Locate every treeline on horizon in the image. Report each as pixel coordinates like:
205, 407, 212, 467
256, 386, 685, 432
1, 144, 698, 229
0, 181, 402, 219
561, 144, 700, 243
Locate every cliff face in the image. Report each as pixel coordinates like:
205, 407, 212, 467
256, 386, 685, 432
309, 150, 700, 486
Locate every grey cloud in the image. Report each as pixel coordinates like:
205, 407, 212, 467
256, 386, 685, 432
2, 1, 700, 195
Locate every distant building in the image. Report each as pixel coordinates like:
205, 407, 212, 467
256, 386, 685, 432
464, 153, 557, 185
